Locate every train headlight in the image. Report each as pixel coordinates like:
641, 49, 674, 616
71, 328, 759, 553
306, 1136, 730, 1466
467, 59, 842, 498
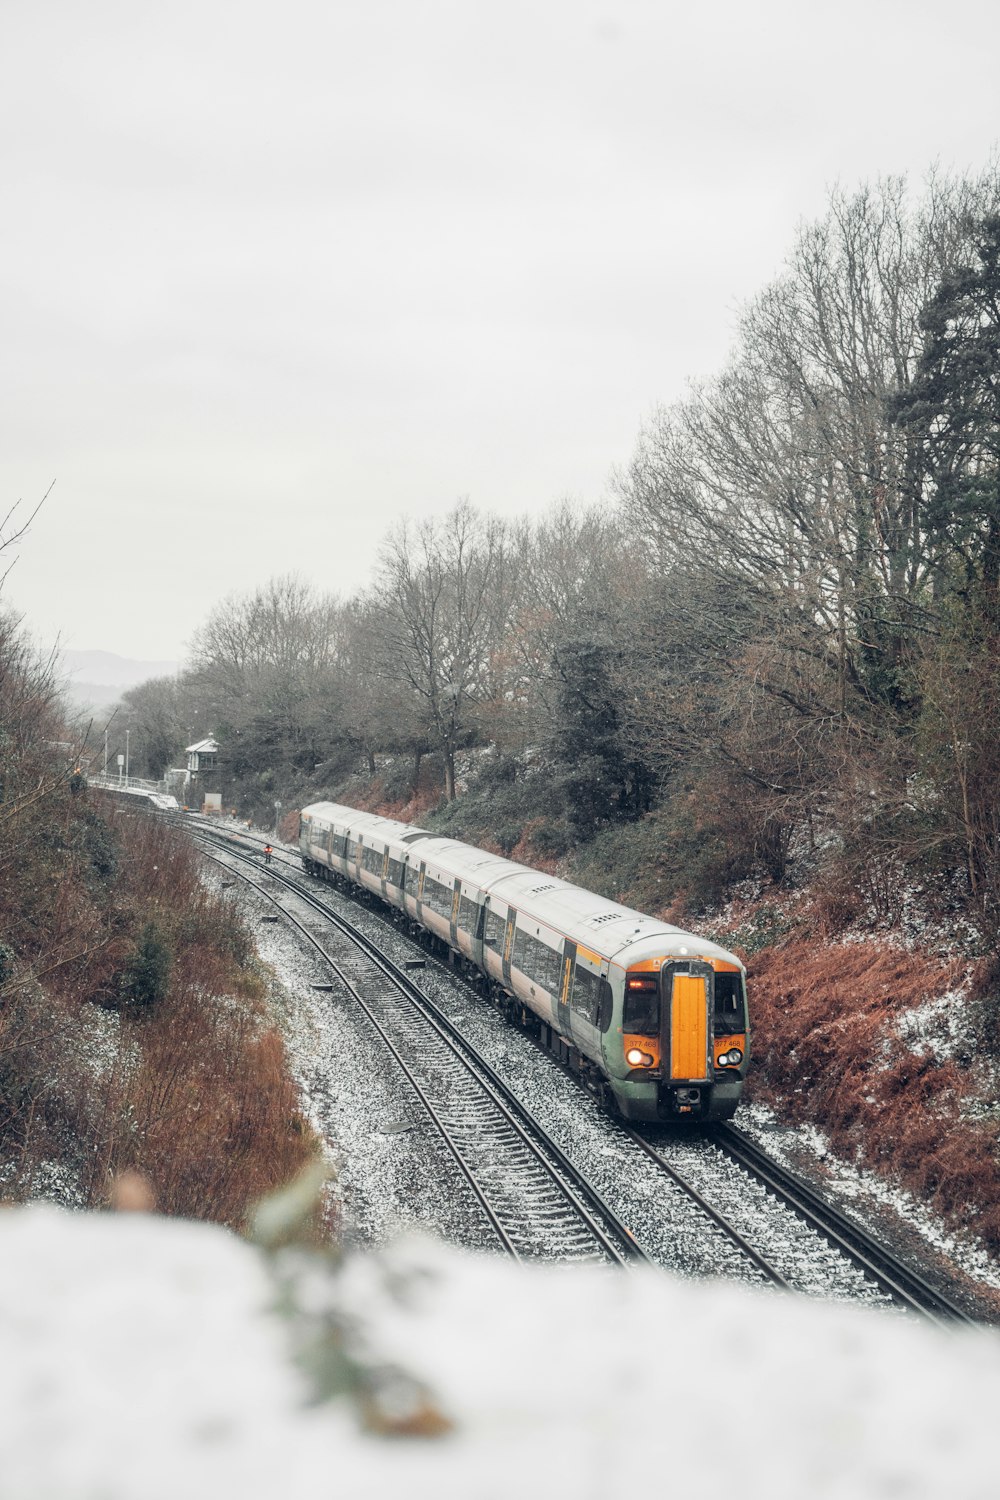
718, 1048, 743, 1066
626, 1047, 654, 1067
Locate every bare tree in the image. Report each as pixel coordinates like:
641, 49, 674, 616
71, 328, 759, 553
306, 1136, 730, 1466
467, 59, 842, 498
116, 676, 184, 780
375, 501, 518, 800
334, 595, 431, 784
618, 172, 1000, 715
184, 575, 343, 775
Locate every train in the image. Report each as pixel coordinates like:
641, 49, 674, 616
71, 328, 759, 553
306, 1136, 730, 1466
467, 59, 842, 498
299, 800, 748, 1124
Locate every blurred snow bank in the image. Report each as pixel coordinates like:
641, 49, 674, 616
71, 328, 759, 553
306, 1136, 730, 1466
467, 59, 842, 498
1, 1205, 999, 1499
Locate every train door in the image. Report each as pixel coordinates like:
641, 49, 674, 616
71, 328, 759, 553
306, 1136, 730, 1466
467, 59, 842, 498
502, 908, 517, 989
661, 960, 712, 1083
481, 897, 503, 979
557, 940, 576, 1036
469, 892, 487, 969
449, 878, 461, 949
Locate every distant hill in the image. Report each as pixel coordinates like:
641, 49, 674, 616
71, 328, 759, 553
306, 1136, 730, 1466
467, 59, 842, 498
59, 649, 180, 709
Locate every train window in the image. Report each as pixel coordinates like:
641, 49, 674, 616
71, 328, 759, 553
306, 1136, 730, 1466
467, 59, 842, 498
386, 857, 404, 887
570, 965, 601, 1024
528, 938, 554, 993
362, 846, 383, 876
540, 941, 562, 993
623, 977, 659, 1036
458, 895, 479, 934
422, 876, 452, 918
512, 935, 561, 993
332, 833, 347, 860
714, 972, 746, 1033
485, 909, 505, 946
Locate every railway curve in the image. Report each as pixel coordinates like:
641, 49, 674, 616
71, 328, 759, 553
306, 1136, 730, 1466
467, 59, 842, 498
188, 818, 981, 1321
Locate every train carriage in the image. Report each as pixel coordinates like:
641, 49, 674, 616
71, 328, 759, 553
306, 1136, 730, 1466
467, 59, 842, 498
300, 800, 748, 1123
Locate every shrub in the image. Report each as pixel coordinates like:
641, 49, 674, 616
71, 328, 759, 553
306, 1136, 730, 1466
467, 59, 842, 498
741, 934, 1000, 1249
118, 923, 172, 1010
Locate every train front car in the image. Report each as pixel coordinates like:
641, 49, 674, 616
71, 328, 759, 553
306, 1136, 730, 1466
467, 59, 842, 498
609, 934, 748, 1123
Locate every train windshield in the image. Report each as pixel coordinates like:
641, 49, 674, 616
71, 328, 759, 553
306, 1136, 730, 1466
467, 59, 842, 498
713, 972, 746, 1033
623, 976, 659, 1036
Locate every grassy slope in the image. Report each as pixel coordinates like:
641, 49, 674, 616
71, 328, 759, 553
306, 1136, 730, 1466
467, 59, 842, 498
0, 791, 321, 1229
341, 771, 1000, 1260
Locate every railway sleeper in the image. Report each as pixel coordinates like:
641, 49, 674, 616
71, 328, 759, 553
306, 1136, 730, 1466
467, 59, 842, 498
304, 862, 615, 1113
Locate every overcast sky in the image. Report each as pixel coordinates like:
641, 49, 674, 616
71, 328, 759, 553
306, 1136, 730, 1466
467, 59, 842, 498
3, 0, 999, 662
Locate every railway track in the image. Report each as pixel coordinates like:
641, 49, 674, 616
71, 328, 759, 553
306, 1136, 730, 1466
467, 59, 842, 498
709, 1124, 977, 1326
194, 825, 800, 1286
198, 833, 648, 1266
190, 819, 980, 1321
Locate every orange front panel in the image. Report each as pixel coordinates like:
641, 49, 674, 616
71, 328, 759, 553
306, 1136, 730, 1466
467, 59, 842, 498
670, 974, 709, 1081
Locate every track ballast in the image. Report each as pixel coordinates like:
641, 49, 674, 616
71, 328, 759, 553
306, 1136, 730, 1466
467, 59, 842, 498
190, 819, 980, 1320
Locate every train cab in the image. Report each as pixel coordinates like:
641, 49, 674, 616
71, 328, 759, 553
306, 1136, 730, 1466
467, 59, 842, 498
612, 951, 748, 1122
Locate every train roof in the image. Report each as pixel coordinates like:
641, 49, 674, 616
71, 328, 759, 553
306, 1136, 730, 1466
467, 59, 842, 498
416, 841, 525, 883
483, 867, 741, 968
300, 800, 744, 971
301, 801, 433, 844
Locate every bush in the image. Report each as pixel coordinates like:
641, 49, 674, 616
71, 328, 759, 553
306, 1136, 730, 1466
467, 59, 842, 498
566, 792, 762, 917
566, 814, 684, 915
118, 923, 172, 1010
425, 751, 567, 854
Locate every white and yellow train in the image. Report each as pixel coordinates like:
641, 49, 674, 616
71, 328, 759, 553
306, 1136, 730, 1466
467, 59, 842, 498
300, 800, 749, 1123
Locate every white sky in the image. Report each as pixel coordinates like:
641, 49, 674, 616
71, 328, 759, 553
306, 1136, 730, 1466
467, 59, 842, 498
3, 0, 999, 660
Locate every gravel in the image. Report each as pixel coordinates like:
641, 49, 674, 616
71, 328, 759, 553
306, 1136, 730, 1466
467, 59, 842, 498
202, 840, 912, 1309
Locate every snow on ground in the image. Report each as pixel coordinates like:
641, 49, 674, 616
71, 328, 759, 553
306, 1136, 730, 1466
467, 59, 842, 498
741, 1099, 1000, 1298
246, 888, 492, 1249
243, 871, 888, 1296
224, 845, 1000, 1303
2, 1203, 1000, 1500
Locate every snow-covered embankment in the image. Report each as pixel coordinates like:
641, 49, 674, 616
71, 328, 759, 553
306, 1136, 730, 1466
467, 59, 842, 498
2, 1205, 999, 1499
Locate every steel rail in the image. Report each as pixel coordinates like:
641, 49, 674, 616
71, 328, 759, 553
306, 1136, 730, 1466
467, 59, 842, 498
620, 1129, 793, 1290
193, 821, 980, 1316
198, 839, 524, 1258
196, 835, 648, 1267
711, 1124, 979, 1326
192, 826, 818, 1286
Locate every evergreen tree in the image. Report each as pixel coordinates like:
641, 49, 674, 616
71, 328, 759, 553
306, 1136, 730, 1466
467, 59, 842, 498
119, 923, 171, 1009
552, 637, 656, 839
890, 214, 1000, 605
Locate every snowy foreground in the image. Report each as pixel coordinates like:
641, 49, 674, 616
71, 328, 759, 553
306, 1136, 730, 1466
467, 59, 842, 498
4, 1208, 1000, 1500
